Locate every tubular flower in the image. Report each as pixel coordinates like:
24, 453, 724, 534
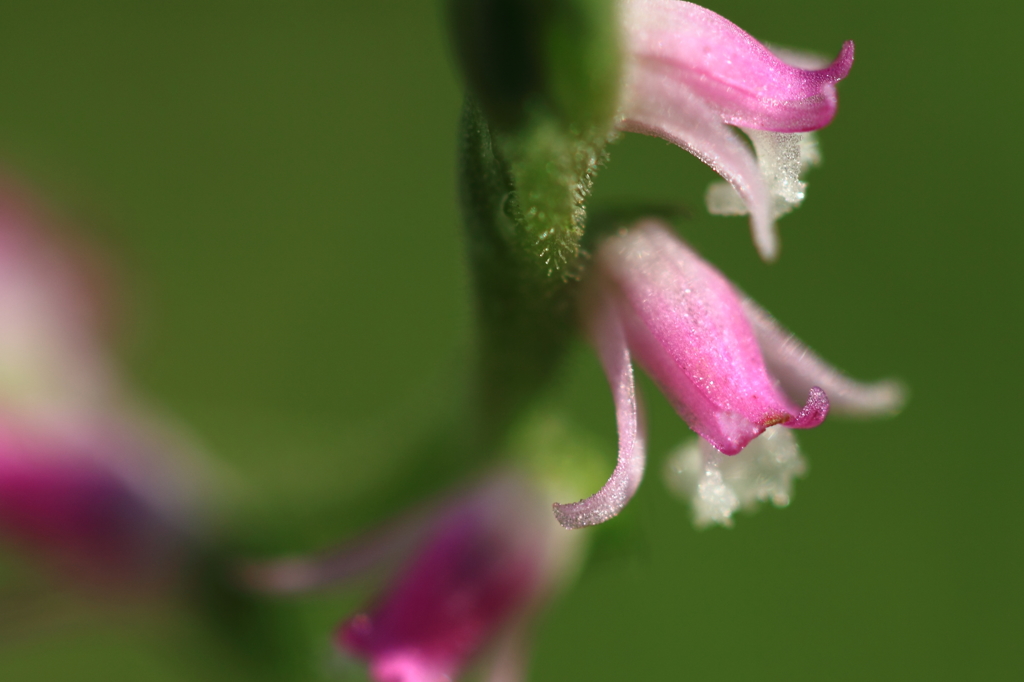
554, 220, 903, 528
0, 185, 207, 587
337, 474, 578, 682
247, 473, 581, 682
0, 417, 203, 586
616, 0, 855, 260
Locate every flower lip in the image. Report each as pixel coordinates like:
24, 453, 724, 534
666, 425, 808, 528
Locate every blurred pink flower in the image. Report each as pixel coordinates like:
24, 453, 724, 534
0, 188, 116, 416
0, 184, 208, 588
554, 221, 903, 528
0, 417, 202, 587
247, 474, 579, 682
617, 0, 855, 260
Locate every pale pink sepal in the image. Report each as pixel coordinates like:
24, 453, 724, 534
553, 274, 646, 530
591, 221, 828, 455
740, 298, 907, 417
0, 188, 117, 413
242, 504, 437, 595
620, 0, 854, 133
618, 67, 777, 260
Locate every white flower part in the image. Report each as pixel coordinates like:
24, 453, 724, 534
664, 426, 807, 529
706, 131, 820, 220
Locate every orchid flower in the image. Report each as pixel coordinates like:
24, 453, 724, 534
247, 473, 580, 682
617, 0, 855, 260
0, 186, 207, 587
553, 221, 903, 528
0, 416, 204, 586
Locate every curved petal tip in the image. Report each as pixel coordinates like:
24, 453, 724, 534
824, 41, 855, 83
787, 386, 830, 429
552, 489, 627, 530
552, 424, 646, 529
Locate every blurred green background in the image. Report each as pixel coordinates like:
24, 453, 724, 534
0, 1, 1020, 680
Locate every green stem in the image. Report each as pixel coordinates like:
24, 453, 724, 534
458, 101, 577, 445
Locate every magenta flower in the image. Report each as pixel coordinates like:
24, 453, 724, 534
0, 184, 207, 587
336, 475, 577, 682
247, 474, 579, 682
0, 417, 201, 586
554, 221, 903, 528
617, 0, 855, 260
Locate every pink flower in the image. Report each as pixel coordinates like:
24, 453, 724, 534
553, 221, 903, 528
0, 416, 202, 587
0, 183, 207, 587
617, 0, 855, 260
247, 474, 579, 682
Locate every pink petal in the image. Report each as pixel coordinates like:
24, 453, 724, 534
0, 186, 117, 411
337, 477, 553, 682
0, 419, 196, 585
0, 456, 148, 574
618, 1, 855, 260
553, 273, 646, 529
621, 0, 854, 133
594, 221, 828, 455
740, 297, 907, 417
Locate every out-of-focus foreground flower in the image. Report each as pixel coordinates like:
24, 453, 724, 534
554, 221, 904, 528
0, 188, 207, 589
617, 0, 855, 260
248, 472, 581, 682
0, 195, 114, 415
0, 417, 203, 587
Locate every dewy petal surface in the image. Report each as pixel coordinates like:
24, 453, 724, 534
620, 0, 854, 132
553, 274, 646, 529
593, 221, 828, 454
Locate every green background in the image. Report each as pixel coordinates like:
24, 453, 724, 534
0, 1, 1020, 680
